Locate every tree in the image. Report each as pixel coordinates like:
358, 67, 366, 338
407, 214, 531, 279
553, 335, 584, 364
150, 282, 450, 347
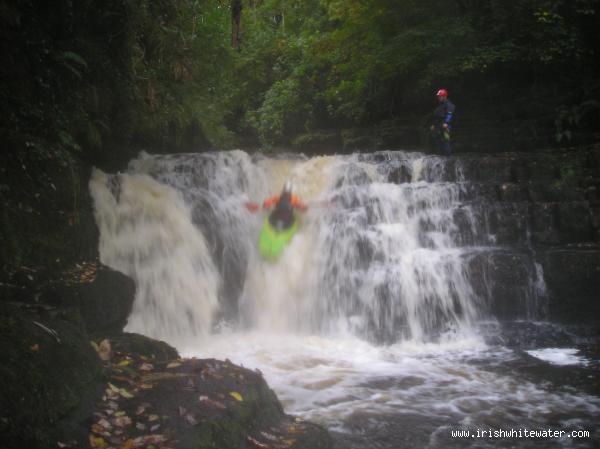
231, 0, 243, 49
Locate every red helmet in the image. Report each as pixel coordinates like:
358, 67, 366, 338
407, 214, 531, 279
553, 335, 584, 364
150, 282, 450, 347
436, 88, 448, 97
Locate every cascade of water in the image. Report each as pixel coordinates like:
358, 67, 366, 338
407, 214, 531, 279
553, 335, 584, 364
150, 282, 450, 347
297, 154, 482, 342
90, 150, 489, 345
89, 168, 220, 344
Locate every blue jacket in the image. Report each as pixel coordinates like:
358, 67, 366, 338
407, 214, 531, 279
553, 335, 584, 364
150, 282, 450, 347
433, 99, 455, 130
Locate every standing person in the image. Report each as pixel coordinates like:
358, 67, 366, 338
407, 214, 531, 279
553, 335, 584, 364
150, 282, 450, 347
430, 88, 455, 155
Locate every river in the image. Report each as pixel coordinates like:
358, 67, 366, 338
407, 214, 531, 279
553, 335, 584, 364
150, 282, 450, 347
90, 150, 599, 448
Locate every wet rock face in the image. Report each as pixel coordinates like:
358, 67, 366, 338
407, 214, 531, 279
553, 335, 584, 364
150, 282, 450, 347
0, 303, 103, 449
456, 144, 600, 324
540, 248, 600, 323
79, 266, 136, 335
468, 251, 543, 321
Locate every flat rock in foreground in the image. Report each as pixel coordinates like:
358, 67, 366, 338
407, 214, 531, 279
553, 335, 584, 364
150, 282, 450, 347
85, 336, 333, 449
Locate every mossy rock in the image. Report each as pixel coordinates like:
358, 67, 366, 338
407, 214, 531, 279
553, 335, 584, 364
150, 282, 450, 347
106, 332, 179, 362
0, 303, 103, 449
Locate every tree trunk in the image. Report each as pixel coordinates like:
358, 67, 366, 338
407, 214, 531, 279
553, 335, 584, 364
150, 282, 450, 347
231, 0, 242, 50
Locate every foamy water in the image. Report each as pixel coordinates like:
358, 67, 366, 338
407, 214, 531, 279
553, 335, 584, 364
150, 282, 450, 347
527, 348, 590, 366
90, 150, 600, 448
182, 332, 599, 448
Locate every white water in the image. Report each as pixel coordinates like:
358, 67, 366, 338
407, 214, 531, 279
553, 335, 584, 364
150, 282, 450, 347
91, 150, 483, 344
526, 348, 589, 366
90, 150, 599, 448
183, 332, 598, 446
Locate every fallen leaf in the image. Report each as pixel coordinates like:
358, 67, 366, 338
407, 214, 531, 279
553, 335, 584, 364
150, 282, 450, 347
147, 414, 160, 422
139, 383, 153, 390
107, 383, 120, 393
135, 422, 146, 431
198, 396, 226, 410
119, 388, 134, 399
139, 363, 154, 371
178, 406, 186, 416
185, 413, 198, 426
91, 424, 110, 437
135, 404, 148, 416
131, 434, 167, 448
97, 418, 112, 430
117, 359, 131, 367
166, 362, 181, 369
98, 339, 112, 361
105, 388, 119, 400
229, 391, 243, 402
112, 415, 132, 427
114, 411, 126, 417
246, 436, 269, 449
150, 423, 161, 432
121, 439, 134, 449
89, 435, 107, 448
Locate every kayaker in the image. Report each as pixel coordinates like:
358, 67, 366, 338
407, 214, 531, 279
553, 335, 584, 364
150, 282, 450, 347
430, 88, 455, 155
263, 181, 307, 230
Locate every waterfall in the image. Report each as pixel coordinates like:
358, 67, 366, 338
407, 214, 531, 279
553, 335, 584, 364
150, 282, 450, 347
89, 150, 501, 346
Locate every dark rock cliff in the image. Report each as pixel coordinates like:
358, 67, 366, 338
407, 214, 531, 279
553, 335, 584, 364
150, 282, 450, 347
454, 145, 600, 324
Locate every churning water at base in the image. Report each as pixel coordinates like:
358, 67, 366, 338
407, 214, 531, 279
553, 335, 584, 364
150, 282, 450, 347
184, 332, 598, 449
90, 150, 599, 448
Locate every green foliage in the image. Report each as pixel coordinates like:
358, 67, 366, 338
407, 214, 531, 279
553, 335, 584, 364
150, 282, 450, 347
221, 0, 600, 145
2, 0, 600, 154
247, 77, 312, 143
1, 0, 236, 167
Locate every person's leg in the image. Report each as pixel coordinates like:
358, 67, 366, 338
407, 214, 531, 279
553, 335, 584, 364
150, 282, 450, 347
442, 139, 452, 155
431, 129, 442, 154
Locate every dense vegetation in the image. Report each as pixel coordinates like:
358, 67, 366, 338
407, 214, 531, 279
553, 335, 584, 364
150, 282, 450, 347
1, 0, 600, 268
2, 0, 600, 155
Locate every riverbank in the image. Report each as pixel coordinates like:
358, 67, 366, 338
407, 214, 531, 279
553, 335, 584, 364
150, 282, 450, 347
0, 264, 333, 449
